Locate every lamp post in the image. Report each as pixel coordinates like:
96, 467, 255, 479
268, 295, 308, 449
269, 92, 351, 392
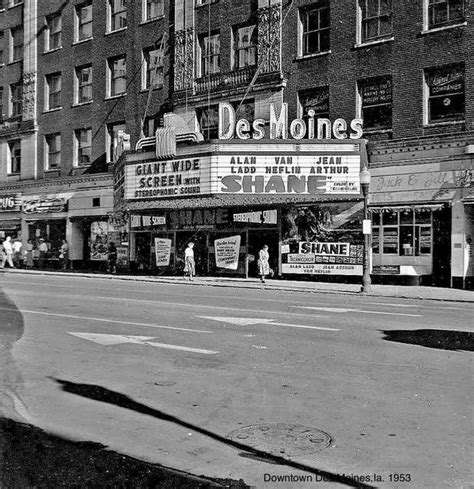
360, 167, 372, 293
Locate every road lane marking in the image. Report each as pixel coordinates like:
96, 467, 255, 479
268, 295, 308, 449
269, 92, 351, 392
297, 306, 422, 317
199, 316, 340, 331
364, 302, 420, 308
0, 306, 212, 333
68, 332, 218, 355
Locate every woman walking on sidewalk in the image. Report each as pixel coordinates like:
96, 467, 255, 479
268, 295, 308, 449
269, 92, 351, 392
257, 244, 270, 283
183, 242, 195, 281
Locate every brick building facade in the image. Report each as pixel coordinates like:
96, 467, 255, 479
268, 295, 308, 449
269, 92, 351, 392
0, 0, 472, 286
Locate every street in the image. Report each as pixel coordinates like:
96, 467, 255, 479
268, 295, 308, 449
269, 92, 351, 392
0, 273, 472, 488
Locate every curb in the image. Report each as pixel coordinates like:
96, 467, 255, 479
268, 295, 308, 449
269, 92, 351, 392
2, 268, 473, 303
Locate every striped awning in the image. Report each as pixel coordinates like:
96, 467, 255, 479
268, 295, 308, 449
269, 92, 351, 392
369, 204, 446, 213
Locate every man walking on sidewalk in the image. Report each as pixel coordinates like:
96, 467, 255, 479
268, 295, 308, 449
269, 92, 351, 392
1, 236, 15, 269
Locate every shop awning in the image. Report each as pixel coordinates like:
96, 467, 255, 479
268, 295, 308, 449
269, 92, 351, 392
369, 204, 446, 213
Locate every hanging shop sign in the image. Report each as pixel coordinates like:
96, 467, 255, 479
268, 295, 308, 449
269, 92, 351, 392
154, 238, 172, 267
214, 235, 241, 270
233, 209, 278, 225
0, 193, 22, 212
130, 214, 166, 228
22, 195, 69, 214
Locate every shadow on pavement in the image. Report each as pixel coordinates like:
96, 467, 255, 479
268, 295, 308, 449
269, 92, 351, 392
54, 378, 377, 489
0, 285, 28, 421
381, 329, 474, 352
0, 417, 248, 488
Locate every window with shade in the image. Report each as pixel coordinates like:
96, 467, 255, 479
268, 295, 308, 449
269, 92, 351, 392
8, 140, 21, 174
428, 0, 465, 29
298, 86, 330, 124
197, 105, 219, 139
10, 82, 22, 117
76, 65, 92, 104
46, 73, 62, 110
10, 26, 23, 62
359, 76, 392, 130
359, 0, 392, 43
75, 128, 92, 166
76, 2, 92, 41
233, 25, 256, 69
143, 46, 164, 89
107, 122, 126, 162
144, 0, 163, 21
45, 133, 61, 170
199, 33, 220, 76
108, 55, 126, 96
46, 14, 62, 51
109, 0, 127, 31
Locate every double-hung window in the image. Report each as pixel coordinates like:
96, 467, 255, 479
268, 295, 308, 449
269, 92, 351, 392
299, 2, 330, 56
197, 105, 219, 139
45, 133, 61, 170
46, 14, 62, 51
427, 0, 465, 29
425, 64, 464, 123
75, 128, 92, 166
108, 55, 126, 96
76, 65, 92, 104
359, 0, 392, 43
233, 25, 256, 69
144, 0, 163, 21
298, 86, 330, 122
76, 2, 92, 41
107, 122, 126, 162
0, 31, 4, 64
359, 76, 392, 130
10, 26, 23, 62
10, 82, 22, 117
200, 33, 220, 76
46, 73, 61, 110
109, 0, 127, 31
8, 140, 21, 174
143, 46, 164, 89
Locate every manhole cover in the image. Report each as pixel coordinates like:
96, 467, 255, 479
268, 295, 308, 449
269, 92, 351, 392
228, 423, 332, 457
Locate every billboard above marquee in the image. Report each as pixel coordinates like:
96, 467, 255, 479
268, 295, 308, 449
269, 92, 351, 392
123, 142, 365, 201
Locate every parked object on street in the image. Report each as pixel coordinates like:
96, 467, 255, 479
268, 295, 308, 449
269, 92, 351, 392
184, 242, 195, 281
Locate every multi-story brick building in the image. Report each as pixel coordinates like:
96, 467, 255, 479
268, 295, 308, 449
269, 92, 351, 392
1, 0, 472, 287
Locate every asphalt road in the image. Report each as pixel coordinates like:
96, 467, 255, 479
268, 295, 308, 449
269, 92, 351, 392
0, 274, 472, 488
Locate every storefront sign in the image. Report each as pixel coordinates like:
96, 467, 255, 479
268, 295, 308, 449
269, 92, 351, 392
214, 235, 241, 270
233, 210, 277, 224
167, 208, 229, 229
154, 238, 172, 266
217, 154, 361, 195
124, 157, 211, 200
22, 196, 68, 214
299, 242, 350, 256
130, 215, 166, 228
372, 265, 400, 275
0, 194, 21, 212
281, 263, 363, 275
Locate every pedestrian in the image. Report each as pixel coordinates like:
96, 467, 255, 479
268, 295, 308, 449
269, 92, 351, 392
38, 238, 48, 268
257, 244, 270, 283
12, 238, 23, 267
25, 239, 34, 268
183, 242, 195, 281
107, 241, 117, 274
59, 239, 69, 270
1, 236, 15, 269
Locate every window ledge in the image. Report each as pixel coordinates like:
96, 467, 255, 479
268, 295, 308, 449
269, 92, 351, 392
8, 2, 23, 10
43, 107, 63, 114
73, 37, 93, 46
72, 101, 93, 107
7, 173, 21, 176
362, 128, 393, 135
139, 87, 163, 93
105, 27, 127, 36
7, 60, 22, 66
353, 37, 394, 49
424, 120, 465, 128
139, 15, 165, 25
44, 169, 60, 173
73, 164, 91, 169
105, 94, 127, 101
195, 1, 219, 8
420, 22, 467, 35
43, 47, 63, 55
295, 51, 331, 61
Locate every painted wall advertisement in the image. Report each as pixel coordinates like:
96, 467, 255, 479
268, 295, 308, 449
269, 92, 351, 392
154, 238, 172, 266
281, 202, 364, 276
214, 235, 241, 270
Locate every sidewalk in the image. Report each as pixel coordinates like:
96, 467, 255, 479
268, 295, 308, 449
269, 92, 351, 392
2, 268, 473, 303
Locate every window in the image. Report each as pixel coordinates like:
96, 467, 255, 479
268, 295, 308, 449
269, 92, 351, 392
0, 87, 3, 122
107, 122, 126, 162
45, 133, 61, 170
233, 25, 256, 69
76, 2, 92, 41
10, 26, 23, 62
199, 33, 220, 76
0, 31, 4, 64
108, 55, 126, 96
109, 0, 127, 31
298, 86, 330, 122
359, 0, 392, 43
428, 0, 465, 29
372, 209, 433, 256
46, 73, 61, 110
232, 100, 255, 121
299, 2, 330, 56
75, 65, 92, 104
144, 0, 163, 21
425, 64, 464, 123
8, 140, 21, 174
10, 82, 22, 117
75, 128, 92, 166
143, 46, 164, 89
359, 76, 392, 130
46, 14, 62, 51
143, 115, 160, 136
197, 105, 219, 139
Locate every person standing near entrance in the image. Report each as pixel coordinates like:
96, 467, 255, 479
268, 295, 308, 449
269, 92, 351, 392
12, 238, 23, 267
107, 241, 117, 274
257, 244, 270, 283
1, 236, 15, 269
59, 239, 69, 270
25, 239, 34, 268
184, 242, 195, 281
38, 238, 48, 268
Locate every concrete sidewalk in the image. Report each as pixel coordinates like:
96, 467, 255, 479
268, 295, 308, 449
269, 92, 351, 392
2, 268, 473, 303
